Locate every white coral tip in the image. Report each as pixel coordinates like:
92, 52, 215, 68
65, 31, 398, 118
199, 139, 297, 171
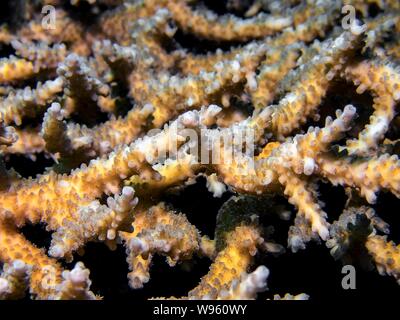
122, 186, 135, 197
49, 244, 65, 258
0, 278, 10, 294
69, 269, 87, 284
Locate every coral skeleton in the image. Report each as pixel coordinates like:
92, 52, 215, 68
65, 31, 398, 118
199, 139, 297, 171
0, 0, 399, 300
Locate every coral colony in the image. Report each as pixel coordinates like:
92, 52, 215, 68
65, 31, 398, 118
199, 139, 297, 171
0, 0, 399, 300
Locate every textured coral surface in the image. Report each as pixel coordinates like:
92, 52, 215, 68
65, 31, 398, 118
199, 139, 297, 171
0, 0, 400, 300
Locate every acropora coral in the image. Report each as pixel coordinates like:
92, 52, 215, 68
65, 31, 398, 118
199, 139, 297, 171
0, 0, 399, 300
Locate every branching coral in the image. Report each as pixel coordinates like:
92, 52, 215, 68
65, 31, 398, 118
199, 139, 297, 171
0, 0, 399, 301
120, 202, 201, 289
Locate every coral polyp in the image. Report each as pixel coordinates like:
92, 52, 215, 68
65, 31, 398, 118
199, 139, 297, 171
0, 0, 399, 300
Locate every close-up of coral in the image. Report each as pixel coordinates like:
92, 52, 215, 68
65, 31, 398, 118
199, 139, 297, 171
0, 0, 399, 301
